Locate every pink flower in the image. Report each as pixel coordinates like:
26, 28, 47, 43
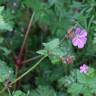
80, 64, 88, 74
72, 27, 87, 48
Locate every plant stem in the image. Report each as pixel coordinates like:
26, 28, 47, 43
7, 88, 12, 96
11, 55, 47, 85
14, 66, 18, 91
0, 55, 47, 94
22, 55, 41, 64
18, 12, 35, 59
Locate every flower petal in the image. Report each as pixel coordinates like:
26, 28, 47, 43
79, 37, 87, 44
77, 39, 84, 48
80, 64, 88, 74
79, 29, 87, 37
72, 37, 78, 46
75, 27, 81, 34
80, 69, 84, 73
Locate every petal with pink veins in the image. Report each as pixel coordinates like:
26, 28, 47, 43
72, 37, 78, 46
80, 37, 87, 44
79, 30, 87, 37
77, 39, 84, 48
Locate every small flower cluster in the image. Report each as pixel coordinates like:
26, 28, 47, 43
80, 64, 88, 74
60, 56, 74, 65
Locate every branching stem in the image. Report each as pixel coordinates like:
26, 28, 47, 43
0, 55, 47, 94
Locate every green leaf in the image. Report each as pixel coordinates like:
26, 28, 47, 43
76, 70, 87, 84
88, 15, 94, 30
37, 38, 74, 64
37, 49, 47, 56
49, 55, 60, 64
82, 87, 92, 96
68, 83, 83, 96
0, 60, 14, 82
0, 6, 4, 13
43, 38, 60, 51
0, 7, 12, 31
30, 85, 56, 96
0, 37, 4, 43
0, 46, 11, 56
23, 0, 43, 11
12, 90, 26, 96
48, 0, 58, 6
57, 92, 67, 96
37, 39, 60, 55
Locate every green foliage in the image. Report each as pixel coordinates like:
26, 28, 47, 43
12, 90, 26, 96
59, 67, 96, 96
0, 60, 14, 83
37, 38, 74, 64
23, 0, 72, 37
0, 0, 96, 96
30, 85, 56, 96
0, 7, 12, 31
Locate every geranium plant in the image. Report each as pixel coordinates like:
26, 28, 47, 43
0, 0, 96, 96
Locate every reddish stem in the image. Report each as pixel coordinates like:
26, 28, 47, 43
15, 13, 35, 68
18, 13, 35, 59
